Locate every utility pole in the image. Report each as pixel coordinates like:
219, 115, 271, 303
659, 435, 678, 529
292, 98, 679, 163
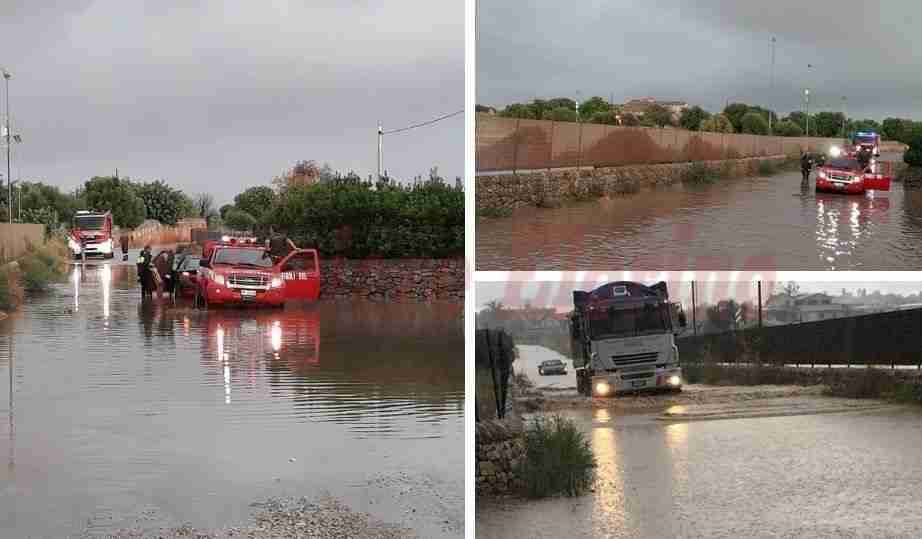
691, 281, 697, 336
769, 36, 776, 134
3, 69, 10, 224
377, 122, 383, 183
758, 281, 763, 328
804, 88, 810, 137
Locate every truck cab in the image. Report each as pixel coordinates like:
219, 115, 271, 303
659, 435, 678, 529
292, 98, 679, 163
851, 131, 881, 158
570, 281, 686, 397
68, 210, 115, 259
195, 237, 320, 308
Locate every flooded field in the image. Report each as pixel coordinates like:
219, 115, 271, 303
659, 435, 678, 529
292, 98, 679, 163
0, 260, 463, 538
477, 155, 922, 270
478, 405, 922, 538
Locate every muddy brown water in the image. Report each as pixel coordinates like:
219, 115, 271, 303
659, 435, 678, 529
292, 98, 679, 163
478, 406, 922, 538
477, 155, 922, 270
0, 259, 463, 538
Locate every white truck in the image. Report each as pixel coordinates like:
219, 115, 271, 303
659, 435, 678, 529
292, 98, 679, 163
570, 281, 686, 397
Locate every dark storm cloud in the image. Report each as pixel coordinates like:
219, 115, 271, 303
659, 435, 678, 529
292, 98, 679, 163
2, 0, 462, 201
477, 0, 922, 120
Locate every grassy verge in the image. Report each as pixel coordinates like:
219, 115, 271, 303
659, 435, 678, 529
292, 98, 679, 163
517, 414, 596, 498
0, 238, 69, 311
477, 206, 513, 219
683, 362, 922, 404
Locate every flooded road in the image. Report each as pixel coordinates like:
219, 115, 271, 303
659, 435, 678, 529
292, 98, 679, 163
478, 406, 922, 538
477, 155, 922, 270
0, 260, 463, 537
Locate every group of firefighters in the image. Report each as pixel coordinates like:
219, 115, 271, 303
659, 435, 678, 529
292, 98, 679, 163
131, 229, 298, 300
800, 141, 875, 183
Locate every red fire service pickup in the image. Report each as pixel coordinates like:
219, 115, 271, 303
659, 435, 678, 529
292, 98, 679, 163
194, 236, 320, 308
815, 156, 891, 195
68, 210, 115, 259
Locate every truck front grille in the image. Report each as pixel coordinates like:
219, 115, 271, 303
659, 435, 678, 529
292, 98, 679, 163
611, 351, 658, 366
621, 371, 654, 381
228, 273, 270, 289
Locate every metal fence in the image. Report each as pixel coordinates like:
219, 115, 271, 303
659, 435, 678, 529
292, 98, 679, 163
476, 329, 516, 422
476, 113, 846, 173
678, 307, 922, 369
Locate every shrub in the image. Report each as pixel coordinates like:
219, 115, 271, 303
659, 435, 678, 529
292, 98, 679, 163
757, 161, 779, 176
517, 415, 596, 498
16, 241, 67, 293
774, 119, 804, 137
682, 162, 719, 185
271, 181, 463, 258
224, 208, 258, 231
589, 111, 619, 125
740, 111, 769, 135
699, 114, 735, 133
546, 107, 578, 122
478, 206, 513, 219
903, 124, 922, 167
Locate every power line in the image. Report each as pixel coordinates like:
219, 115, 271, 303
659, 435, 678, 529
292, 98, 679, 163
382, 109, 463, 135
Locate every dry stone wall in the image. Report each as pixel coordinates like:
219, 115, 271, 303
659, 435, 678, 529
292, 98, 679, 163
476, 155, 788, 211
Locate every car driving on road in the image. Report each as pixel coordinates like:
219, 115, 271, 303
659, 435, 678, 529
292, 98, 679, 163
538, 359, 568, 376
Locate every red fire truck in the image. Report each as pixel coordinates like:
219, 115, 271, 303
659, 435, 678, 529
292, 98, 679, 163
194, 236, 320, 308
68, 210, 115, 259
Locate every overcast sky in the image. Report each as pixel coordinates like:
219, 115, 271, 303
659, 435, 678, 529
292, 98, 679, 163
1, 1, 462, 203
476, 277, 922, 312
477, 0, 922, 120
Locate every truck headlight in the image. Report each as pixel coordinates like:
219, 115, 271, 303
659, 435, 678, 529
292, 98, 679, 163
594, 381, 611, 396
270, 277, 283, 289
830, 146, 841, 157
214, 275, 225, 287
668, 375, 681, 386
68, 239, 81, 253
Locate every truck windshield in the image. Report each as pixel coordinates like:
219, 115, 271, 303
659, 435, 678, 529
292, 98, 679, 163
212, 248, 273, 268
74, 216, 105, 230
854, 135, 876, 143
588, 304, 669, 338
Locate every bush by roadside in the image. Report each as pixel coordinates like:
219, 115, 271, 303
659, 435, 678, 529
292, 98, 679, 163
270, 180, 463, 258
517, 414, 596, 498
0, 239, 69, 310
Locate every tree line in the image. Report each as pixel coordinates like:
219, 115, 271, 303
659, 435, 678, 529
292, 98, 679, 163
4, 160, 463, 258
479, 97, 920, 140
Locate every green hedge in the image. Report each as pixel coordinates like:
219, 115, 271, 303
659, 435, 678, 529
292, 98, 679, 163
269, 180, 463, 258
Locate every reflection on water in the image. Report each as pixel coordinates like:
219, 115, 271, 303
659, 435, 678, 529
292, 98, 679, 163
0, 263, 463, 537
591, 419, 626, 530
477, 161, 922, 269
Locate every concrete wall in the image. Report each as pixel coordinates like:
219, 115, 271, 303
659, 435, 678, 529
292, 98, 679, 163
120, 218, 208, 248
476, 154, 788, 211
0, 223, 45, 261
477, 113, 898, 172
320, 258, 463, 302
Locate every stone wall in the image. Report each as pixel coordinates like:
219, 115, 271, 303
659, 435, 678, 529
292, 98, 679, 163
476, 155, 788, 211
320, 258, 464, 301
476, 419, 526, 496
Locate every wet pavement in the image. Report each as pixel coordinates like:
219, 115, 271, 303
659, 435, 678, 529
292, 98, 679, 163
476, 154, 922, 270
0, 258, 463, 538
477, 405, 922, 538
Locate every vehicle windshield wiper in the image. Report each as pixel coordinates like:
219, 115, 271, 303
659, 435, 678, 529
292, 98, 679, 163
235, 262, 270, 268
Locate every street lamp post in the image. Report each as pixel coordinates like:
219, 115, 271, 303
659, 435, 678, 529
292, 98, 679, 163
769, 36, 776, 134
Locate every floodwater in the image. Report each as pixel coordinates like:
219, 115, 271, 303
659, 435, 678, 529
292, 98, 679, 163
477, 406, 922, 538
477, 154, 922, 270
0, 259, 463, 537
